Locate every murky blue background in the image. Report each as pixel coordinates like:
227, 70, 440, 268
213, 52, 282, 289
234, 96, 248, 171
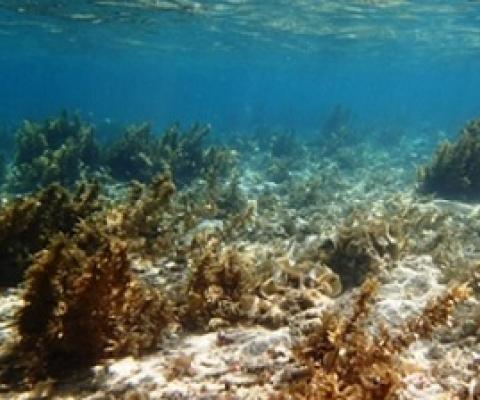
0, 1, 479, 138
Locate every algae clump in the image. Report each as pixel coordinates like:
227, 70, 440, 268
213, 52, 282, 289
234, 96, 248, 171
105, 122, 236, 186
0, 182, 100, 286
0, 152, 5, 185
8, 111, 100, 192
283, 279, 471, 399
419, 118, 480, 199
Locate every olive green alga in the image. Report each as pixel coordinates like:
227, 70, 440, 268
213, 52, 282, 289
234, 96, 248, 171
419, 118, 480, 199
7, 111, 100, 193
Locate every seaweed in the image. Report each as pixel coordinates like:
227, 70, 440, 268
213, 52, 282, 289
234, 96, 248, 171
0, 152, 5, 185
6, 233, 169, 383
316, 105, 353, 156
261, 131, 306, 184
283, 279, 471, 399
8, 111, 100, 192
158, 122, 236, 185
287, 164, 346, 208
266, 158, 292, 183
102, 174, 177, 257
270, 130, 304, 159
0, 176, 183, 384
0, 174, 257, 383
204, 168, 247, 217
0, 124, 15, 155
105, 121, 236, 186
0, 182, 101, 287
104, 122, 163, 182
418, 118, 480, 199
320, 213, 405, 288
180, 232, 255, 330
322, 104, 351, 138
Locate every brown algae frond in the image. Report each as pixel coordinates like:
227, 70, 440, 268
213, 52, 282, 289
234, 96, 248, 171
282, 279, 471, 399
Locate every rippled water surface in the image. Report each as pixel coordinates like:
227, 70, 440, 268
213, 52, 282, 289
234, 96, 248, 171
1, 1, 479, 58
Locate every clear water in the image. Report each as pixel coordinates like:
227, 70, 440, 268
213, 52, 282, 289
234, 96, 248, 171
0, 1, 479, 135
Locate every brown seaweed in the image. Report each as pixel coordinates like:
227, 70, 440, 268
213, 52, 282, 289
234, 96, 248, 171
284, 279, 471, 399
320, 213, 405, 288
8, 111, 100, 192
103, 122, 163, 182
180, 232, 255, 330
105, 121, 237, 186
0, 182, 101, 287
419, 118, 480, 199
8, 233, 169, 383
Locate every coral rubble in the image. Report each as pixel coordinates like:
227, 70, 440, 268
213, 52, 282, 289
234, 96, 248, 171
419, 118, 480, 199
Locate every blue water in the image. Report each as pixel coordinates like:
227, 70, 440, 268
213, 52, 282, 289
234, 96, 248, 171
0, 1, 479, 138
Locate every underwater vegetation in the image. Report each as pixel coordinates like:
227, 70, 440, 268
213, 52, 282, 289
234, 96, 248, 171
179, 232, 255, 330
0, 174, 256, 384
105, 121, 236, 186
101, 174, 180, 258
0, 125, 12, 185
287, 164, 346, 208
266, 131, 306, 183
6, 233, 169, 384
316, 105, 354, 156
282, 279, 471, 399
7, 111, 100, 193
0, 152, 5, 185
203, 168, 248, 217
5, 111, 236, 192
1, 110, 479, 397
157, 122, 235, 185
0, 124, 14, 161
253, 131, 304, 184
0, 176, 175, 383
321, 212, 404, 288
322, 104, 351, 138
0, 182, 100, 287
419, 118, 480, 199
104, 122, 163, 182
270, 130, 305, 160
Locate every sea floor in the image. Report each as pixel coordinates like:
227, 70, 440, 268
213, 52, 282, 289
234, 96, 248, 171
1, 138, 480, 399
